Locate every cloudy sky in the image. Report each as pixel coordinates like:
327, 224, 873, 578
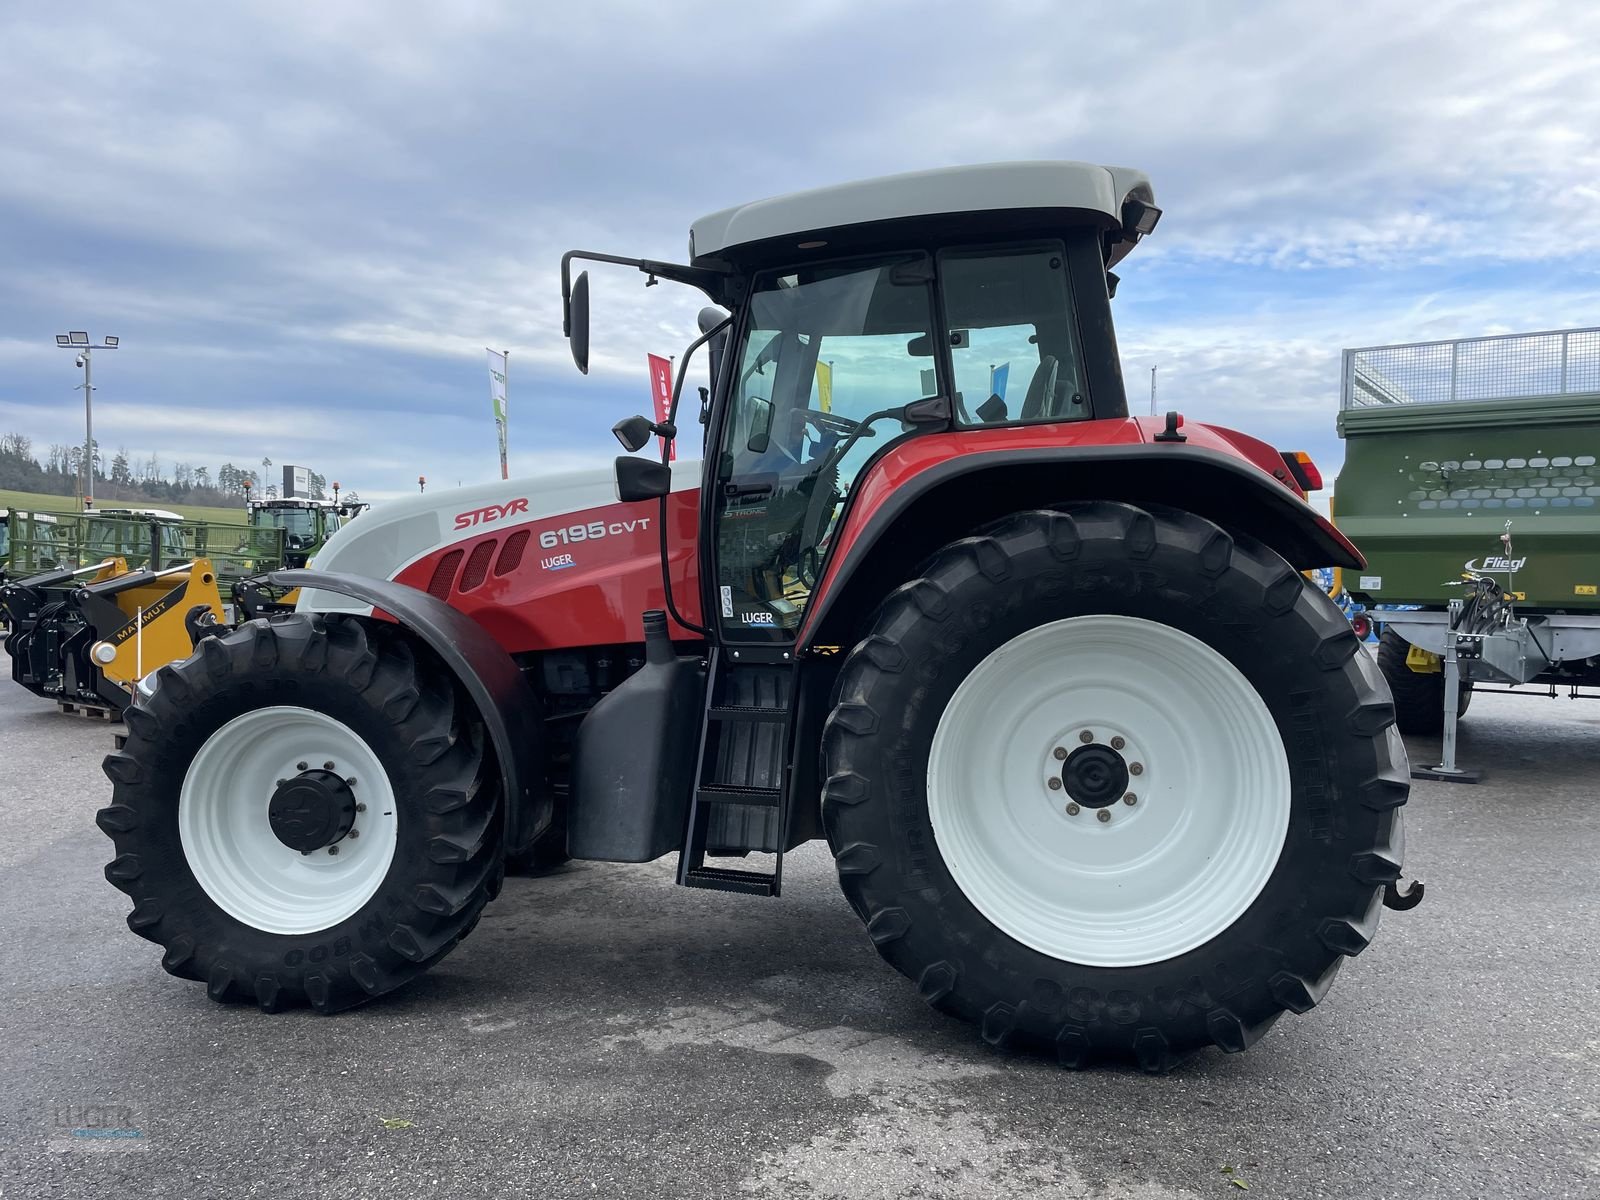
2, 0, 1596, 500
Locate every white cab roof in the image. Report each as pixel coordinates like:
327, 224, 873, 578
690, 161, 1154, 260
96, 507, 184, 521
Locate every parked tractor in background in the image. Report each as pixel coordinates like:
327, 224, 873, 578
0, 509, 68, 590
98, 162, 1416, 1071
249, 496, 365, 568
1336, 326, 1600, 780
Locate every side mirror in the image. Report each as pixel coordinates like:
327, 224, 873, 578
612, 414, 657, 453
569, 270, 591, 375
615, 455, 671, 502
745, 397, 774, 453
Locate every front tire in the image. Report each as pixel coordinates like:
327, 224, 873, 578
98, 615, 503, 1013
822, 504, 1410, 1070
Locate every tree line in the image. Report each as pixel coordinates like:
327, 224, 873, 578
1, 434, 351, 507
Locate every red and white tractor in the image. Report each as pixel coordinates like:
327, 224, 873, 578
98, 161, 1417, 1070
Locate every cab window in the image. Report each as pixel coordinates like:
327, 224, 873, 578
939, 245, 1088, 425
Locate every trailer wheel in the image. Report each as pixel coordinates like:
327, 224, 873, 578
97, 615, 502, 1013
822, 503, 1408, 1071
1378, 627, 1471, 736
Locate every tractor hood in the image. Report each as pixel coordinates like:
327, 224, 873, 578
298, 458, 702, 615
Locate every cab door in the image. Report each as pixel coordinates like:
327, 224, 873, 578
708, 256, 941, 645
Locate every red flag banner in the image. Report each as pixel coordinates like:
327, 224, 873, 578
647, 353, 675, 461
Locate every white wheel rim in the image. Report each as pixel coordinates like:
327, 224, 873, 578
926, 615, 1291, 967
179, 706, 399, 935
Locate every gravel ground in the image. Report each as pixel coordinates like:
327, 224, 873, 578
0, 647, 1595, 1199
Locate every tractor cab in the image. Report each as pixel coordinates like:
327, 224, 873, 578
565, 162, 1159, 649
249, 498, 348, 567
86, 508, 187, 570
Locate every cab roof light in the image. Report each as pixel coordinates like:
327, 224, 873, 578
1122, 198, 1162, 237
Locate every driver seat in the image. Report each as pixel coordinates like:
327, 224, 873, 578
1020, 356, 1060, 420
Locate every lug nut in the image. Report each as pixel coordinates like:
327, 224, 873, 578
1079, 730, 1094, 744
1129, 762, 1144, 776
297, 762, 308, 771
327, 845, 339, 855
1052, 747, 1067, 761
1048, 777, 1063, 791
323, 761, 335, 770
347, 829, 359, 839
1124, 793, 1137, 805
276, 779, 286, 787
1065, 802, 1081, 816
346, 777, 357, 787
355, 803, 367, 813
1110, 735, 1126, 750
1096, 810, 1111, 823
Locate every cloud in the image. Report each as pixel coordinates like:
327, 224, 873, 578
0, 0, 1595, 502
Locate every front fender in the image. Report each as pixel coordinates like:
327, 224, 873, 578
270, 569, 549, 856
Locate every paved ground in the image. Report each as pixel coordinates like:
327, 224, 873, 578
0, 649, 1596, 1200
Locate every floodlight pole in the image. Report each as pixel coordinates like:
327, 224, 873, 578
56, 333, 116, 509
82, 350, 94, 507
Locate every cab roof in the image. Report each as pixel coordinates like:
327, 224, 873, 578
689, 160, 1156, 267
95, 507, 183, 521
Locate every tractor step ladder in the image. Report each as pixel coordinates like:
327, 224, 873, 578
678, 647, 795, 896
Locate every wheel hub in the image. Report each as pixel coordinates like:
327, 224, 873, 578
268, 769, 357, 853
1061, 742, 1129, 809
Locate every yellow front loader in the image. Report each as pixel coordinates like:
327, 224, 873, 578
2, 557, 225, 714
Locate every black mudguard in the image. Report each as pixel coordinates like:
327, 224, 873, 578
270, 570, 551, 857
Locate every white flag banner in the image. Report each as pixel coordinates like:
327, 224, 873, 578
487, 349, 509, 480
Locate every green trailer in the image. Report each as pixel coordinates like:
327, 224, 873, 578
1335, 325, 1600, 777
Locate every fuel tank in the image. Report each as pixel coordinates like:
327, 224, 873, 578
298, 461, 704, 652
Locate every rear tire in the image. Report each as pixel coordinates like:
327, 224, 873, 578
1378, 627, 1471, 736
822, 503, 1409, 1071
97, 615, 502, 1013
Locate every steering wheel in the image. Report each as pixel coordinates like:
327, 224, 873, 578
801, 408, 862, 437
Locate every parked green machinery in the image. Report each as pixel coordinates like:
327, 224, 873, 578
247, 497, 363, 568
1335, 325, 1600, 778
1, 509, 69, 586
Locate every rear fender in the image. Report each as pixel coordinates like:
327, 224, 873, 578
801, 443, 1361, 650
270, 569, 550, 856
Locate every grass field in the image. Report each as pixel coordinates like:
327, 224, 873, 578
0, 488, 248, 525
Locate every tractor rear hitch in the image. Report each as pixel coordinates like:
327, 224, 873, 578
1382, 878, 1425, 911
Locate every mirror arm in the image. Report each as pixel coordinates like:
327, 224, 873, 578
661, 315, 733, 461
637, 311, 732, 643
561, 250, 731, 335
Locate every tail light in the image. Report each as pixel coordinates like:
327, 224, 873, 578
1280, 450, 1323, 493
